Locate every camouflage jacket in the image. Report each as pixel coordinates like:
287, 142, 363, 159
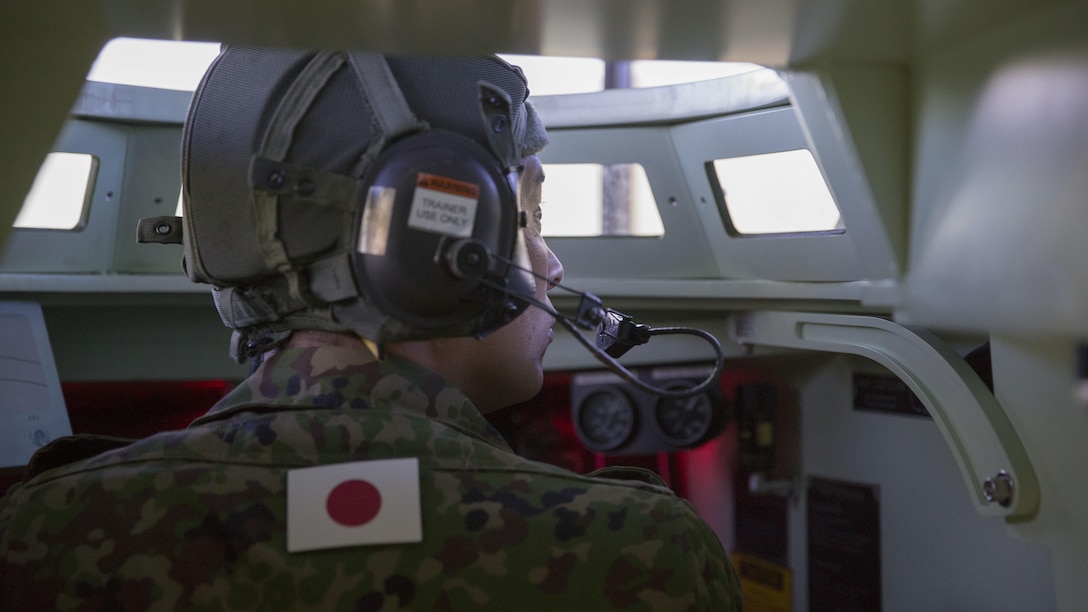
0, 345, 742, 610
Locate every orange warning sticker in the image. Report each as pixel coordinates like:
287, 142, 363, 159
416, 173, 480, 199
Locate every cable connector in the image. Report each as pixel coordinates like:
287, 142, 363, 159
596, 310, 652, 358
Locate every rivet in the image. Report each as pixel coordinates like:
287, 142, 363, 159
268, 169, 287, 189
982, 470, 1014, 507
155, 223, 172, 235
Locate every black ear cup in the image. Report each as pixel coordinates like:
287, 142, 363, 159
352, 130, 530, 332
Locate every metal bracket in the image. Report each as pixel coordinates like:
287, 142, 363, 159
730, 310, 1038, 520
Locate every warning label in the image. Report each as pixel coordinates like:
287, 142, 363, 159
416, 173, 480, 199
853, 372, 930, 418
734, 552, 792, 612
407, 173, 479, 238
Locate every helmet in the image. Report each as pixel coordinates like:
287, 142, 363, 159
178, 47, 547, 359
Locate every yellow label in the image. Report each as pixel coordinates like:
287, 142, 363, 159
756, 421, 774, 447
734, 552, 792, 612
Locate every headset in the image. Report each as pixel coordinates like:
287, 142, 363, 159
142, 47, 724, 397
350, 128, 532, 335
149, 49, 541, 352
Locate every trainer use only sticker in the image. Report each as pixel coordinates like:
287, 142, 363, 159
407, 173, 479, 238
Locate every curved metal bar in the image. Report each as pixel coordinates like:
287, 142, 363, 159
730, 310, 1039, 520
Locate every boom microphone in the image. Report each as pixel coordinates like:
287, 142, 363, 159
466, 240, 726, 399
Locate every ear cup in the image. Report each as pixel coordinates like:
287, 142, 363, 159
352, 130, 529, 332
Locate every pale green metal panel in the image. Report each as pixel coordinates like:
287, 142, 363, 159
783, 353, 1056, 612
990, 335, 1088, 610
72, 81, 191, 124
534, 69, 790, 128
730, 310, 1038, 520
0, 120, 127, 274
41, 301, 246, 383
0, 275, 241, 382
541, 126, 720, 279
671, 107, 869, 282
112, 125, 184, 274
544, 104, 876, 284
782, 66, 908, 281
902, 0, 1088, 337
1, 83, 189, 276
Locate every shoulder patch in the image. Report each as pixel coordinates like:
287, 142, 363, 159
287, 457, 422, 552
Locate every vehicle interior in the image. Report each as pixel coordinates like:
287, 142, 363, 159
3, 1, 1087, 610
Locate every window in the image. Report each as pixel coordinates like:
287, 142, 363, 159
541, 163, 663, 237
709, 149, 843, 235
499, 55, 606, 95
501, 55, 765, 95
80, 41, 769, 241
629, 60, 763, 88
84, 40, 763, 96
13, 153, 98, 230
87, 38, 221, 91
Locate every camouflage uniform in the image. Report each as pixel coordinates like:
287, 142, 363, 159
0, 345, 742, 610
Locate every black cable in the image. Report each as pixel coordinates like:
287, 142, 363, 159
478, 253, 726, 398
556, 316, 725, 398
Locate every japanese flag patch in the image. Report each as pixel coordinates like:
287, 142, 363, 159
286, 457, 422, 553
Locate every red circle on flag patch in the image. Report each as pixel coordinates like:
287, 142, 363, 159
326, 479, 382, 527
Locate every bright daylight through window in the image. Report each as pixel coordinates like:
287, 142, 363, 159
14, 153, 97, 230
15, 38, 788, 238
540, 163, 662, 237
710, 149, 842, 235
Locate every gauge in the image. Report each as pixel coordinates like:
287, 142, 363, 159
654, 384, 716, 447
575, 386, 636, 452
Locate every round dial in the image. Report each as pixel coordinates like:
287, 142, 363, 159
575, 387, 636, 452
655, 386, 715, 447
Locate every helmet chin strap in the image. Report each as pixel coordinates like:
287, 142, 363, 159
475, 251, 726, 399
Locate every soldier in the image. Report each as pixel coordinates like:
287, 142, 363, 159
0, 47, 742, 610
